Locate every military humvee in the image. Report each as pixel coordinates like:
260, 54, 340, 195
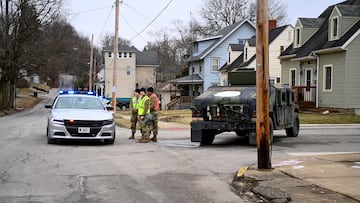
190, 71, 300, 145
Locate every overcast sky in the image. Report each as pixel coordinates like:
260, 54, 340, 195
64, 0, 345, 50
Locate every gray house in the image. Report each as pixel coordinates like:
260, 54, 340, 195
170, 20, 256, 96
279, 0, 360, 114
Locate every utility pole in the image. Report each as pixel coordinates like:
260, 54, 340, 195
112, 0, 120, 111
89, 34, 94, 91
256, 0, 271, 169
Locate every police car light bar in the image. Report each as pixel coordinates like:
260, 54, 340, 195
59, 90, 96, 96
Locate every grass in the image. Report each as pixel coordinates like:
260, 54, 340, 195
115, 109, 360, 129
299, 113, 360, 124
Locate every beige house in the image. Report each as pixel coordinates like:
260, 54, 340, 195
220, 23, 294, 85
102, 45, 159, 101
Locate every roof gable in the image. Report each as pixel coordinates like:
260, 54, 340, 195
280, 0, 360, 59
186, 20, 255, 62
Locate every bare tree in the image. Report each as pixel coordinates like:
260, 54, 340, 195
100, 33, 132, 48
199, 0, 288, 34
0, 0, 62, 109
200, 0, 248, 33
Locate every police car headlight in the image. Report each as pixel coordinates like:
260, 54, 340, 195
51, 118, 64, 125
103, 119, 114, 125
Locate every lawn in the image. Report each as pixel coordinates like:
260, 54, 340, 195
115, 109, 360, 129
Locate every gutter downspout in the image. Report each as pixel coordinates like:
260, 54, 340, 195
312, 52, 319, 108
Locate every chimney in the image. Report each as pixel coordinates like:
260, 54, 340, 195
269, 19, 277, 30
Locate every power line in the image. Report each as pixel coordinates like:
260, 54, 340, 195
120, 14, 148, 45
96, 4, 116, 45
129, 0, 174, 41
122, 2, 164, 28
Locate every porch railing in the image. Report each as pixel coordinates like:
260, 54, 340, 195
292, 86, 316, 108
167, 96, 192, 110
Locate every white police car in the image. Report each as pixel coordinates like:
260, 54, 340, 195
45, 91, 115, 144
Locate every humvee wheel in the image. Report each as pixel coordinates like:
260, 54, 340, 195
200, 130, 215, 145
286, 115, 299, 137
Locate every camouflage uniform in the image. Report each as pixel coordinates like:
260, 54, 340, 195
129, 89, 140, 139
147, 89, 159, 142
137, 89, 151, 143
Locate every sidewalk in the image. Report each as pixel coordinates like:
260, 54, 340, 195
233, 153, 360, 202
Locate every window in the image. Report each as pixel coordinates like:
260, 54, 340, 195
211, 58, 219, 71
289, 68, 296, 87
295, 28, 300, 46
108, 52, 112, 58
118, 52, 122, 58
199, 66, 202, 73
192, 66, 195, 73
126, 66, 131, 76
323, 65, 333, 92
129, 53, 132, 58
331, 17, 339, 39
124, 53, 128, 58
245, 48, 248, 61
238, 39, 245, 44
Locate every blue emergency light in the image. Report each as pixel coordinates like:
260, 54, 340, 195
58, 90, 96, 96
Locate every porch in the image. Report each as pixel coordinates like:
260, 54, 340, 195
292, 86, 316, 108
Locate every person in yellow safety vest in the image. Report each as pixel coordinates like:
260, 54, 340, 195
129, 88, 140, 139
146, 87, 159, 142
137, 88, 152, 143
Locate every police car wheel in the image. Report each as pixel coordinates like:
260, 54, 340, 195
47, 127, 56, 144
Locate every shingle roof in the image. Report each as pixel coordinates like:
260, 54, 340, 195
280, 0, 360, 59
229, 44, 245, 51
219, 53, 244, 72
186, 20, 255, 63
337, 5, 360, 16
299, 18, 325, 28
248, 25, 290, 46
136, 51, 159, 66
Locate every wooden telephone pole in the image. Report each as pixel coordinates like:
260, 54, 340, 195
112, 0, 120, 111
256, 0, 271, 169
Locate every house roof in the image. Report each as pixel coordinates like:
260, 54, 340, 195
219, 53, 244, 72
136, 51, 159, 66
223, 25, 289, 72
280, 0, 360, 59
186, 20, 255, 63
229, 44, 245, 51
167, 74, 203, 84
299, 18, 325, 28
103, 45, 139, 52
248, 25, 290, 46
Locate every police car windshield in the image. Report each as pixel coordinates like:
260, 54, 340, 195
54, 96, 105, 110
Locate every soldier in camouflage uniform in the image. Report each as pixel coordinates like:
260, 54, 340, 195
129, 88, 140, 139
137, 88, 152, 143
146, 87, 159, 142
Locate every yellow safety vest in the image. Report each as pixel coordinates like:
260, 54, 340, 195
137, 95, 150, 115
131, 96, 139, 109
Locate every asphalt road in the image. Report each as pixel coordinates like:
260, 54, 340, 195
0, 91, 359, 202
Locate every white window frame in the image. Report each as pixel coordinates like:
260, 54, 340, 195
330, 16, 340, 40
211, 57, 220, 72
323, 65, 333, 92
289, 68, 297, 87
108, 52, 113, 58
